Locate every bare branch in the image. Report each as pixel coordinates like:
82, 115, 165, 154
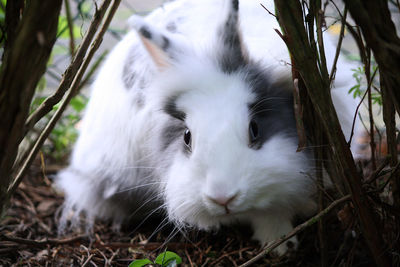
64, 0, 76, 56
239, 195, 351, 267
329, 6, 348, 84
0, 234, 86, 247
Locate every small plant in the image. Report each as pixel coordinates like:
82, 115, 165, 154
349, 65, 382, 105
30, 93, 88, 160
129, 251, 182, 267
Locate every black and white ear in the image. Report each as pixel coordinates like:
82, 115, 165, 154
129, 16, 185, 69
217, 0, 248, 73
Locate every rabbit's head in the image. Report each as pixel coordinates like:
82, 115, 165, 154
131, 0, 314, 230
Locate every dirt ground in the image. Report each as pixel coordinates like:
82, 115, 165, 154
0, 153, 383, 267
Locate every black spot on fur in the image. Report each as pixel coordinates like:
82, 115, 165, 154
232, 0, 239, 11
122, 68, 135, 89
161, 35, 170, 50
166, 22, 177, 33
245, 64, 297, 148
139, 27, 152, 39
217, 1, 246, 73
164, 95, 186, 121
122, 46, 147, 107
161, 119, 186, 151
122, 47, 137, 89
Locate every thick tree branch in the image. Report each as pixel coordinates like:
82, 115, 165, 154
3, 0, 24, 55
381, 74, 400, 211
24, 0, 113, 135
9, 0, 122, 197
0, 0, 63, 215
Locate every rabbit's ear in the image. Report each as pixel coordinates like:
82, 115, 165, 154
129, 16, 184, 69
217, 0, 248, 73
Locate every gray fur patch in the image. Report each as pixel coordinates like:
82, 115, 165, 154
161, 35, 170, 50
122, 45, 149, 107
164, 94, 186, 121
245, 64, 297, 148
139, 27, 152, 39
166, 22, 177, 33
217, 1, 246, 73
161, 119, 186, 151
122, 47, 138, 89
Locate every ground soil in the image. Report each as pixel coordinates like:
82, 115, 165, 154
0, 149, 391, 266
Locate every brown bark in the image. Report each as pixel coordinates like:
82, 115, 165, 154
24, 0, 113, 135
0, 0, 62, 215
4, 0, 24, 54
273, 1, 392, 266
10, 0, 122, 196
381, 74, 400, 212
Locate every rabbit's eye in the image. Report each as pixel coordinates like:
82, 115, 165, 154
184, 128, 192, 150
249, 119, 259, 146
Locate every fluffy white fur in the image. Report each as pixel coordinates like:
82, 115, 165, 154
57, 0, 359, 255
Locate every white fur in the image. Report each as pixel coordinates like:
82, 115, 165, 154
57, 0, 359, 255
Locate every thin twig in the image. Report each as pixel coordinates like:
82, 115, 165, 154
329, 6, 348, 84
367, 162, 400, 194
348, 67, 378, 145
64, 0, 75, 56
81, 254, 95, 267
363, 156, 390, 184
365, 49, 377, 170
0, 234, 86, 247
185, 248, 194, 267
108, 249, 119, 265
293, 78, 308, 151
260, 3, 276, 18
315, 4, 329, 82
239, 195, 351, 267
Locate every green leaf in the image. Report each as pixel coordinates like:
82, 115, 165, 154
128, 259, 153, 267
349, 85, 361, 99
155, 251, 182, 266
57, 15, 82, 39
70, 96, 87, 112
0, 0, 6, 12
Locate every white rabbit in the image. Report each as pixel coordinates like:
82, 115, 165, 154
57, 0, 359, 255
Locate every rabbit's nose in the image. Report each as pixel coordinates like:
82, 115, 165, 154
207, 193, 238, 214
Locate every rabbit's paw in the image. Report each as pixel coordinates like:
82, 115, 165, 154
251, 215, 297, 256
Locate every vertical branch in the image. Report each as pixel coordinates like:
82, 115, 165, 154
64, 0, 76, 56
3, 0, 24, 55
381, 74, 400, 211
329, 6, 347, 84
365, 49, 377, 170
314, 0, 329, 81
315, 130, 327, 267
310, 2, 328, 264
